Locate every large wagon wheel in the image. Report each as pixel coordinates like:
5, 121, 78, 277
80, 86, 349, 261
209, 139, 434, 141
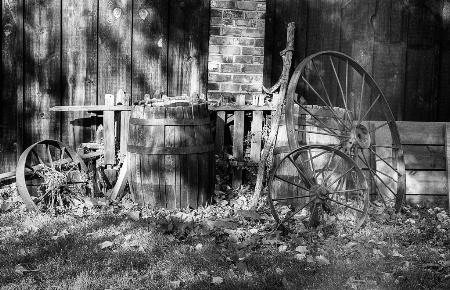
16, 139, 88, 211
268, 145, 369, 232
285, 51, 405, 212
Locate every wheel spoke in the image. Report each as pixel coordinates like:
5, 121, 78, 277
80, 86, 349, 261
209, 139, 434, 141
274, 174, 312, 192
295, 128, 350, 139
311, 59, 333, 107
358, 151, 389, 206
298, 103, 341, 136
323, 156, 343, 185
328, 197, 364, 214
301, 75, 350, 131
368, 147, 402, 176
308, 147, 317, 183
333, 188, 367, 194
272, 194, 316, 202
329, 56, 351, 122
46, 144, 54, 168
367, 120, 393, 134
279, 198, 316, 225
31, 148, 45, 166
345, 59, 349, 105
358, 94, 381, 124
358, 73, 365, 122
287, 156, 314, 187
326, 166, 355, 189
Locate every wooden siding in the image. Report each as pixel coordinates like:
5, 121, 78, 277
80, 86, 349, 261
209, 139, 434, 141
265, 0, 450, 122
0, 0, 209, 173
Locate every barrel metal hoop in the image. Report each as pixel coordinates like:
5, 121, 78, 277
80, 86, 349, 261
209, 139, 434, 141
273, 146, 291, 155
128, 144, 215, 155
129, 117, 210, 126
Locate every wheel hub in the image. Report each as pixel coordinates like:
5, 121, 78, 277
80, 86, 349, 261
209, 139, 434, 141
310, 184, 330, 201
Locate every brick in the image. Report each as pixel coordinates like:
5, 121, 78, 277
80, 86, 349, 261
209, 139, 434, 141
242, 64, 263, 73
221, 83, 240, 92
209, 45, 241, 55
209, 73, 233, 82
221, 64, 242, 73
254, 38, 265, 47
236, 1, 258, 10
209, 63, 220, 72
210, 17, 233, 26
234, 19, 252, 27
209, 26, 221, 36
255, 20, 265, 29
242, 47, 264, 55
210, 36, 254, 46
257, 3, 266, 10
208, 54, 233, 63
221, 27, 243, 36
242, 28, 264, 37
208, 83, 220, 91
211, 1, 235, 9
210, 9, 222, 17
234, 55, 254, 64
233, 74, 263, 83
223, 10, 244, 19
245, 11, 265, 19
254, 56, 264, 64
240, 84, 262, 92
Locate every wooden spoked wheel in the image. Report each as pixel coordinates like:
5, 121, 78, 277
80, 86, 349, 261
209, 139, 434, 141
16, 140, 88, 211
285, 51, 405, 212
268, 145, 369, 232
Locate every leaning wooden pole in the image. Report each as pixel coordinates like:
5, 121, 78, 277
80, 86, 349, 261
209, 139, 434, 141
250, 22, 295, 209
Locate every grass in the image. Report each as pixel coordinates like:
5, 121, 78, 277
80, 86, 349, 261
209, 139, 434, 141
0, 201, 450, 289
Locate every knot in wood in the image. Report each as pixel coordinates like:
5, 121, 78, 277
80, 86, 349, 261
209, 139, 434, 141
139, 9, 148, 20
3, 24, 13, 37
113, 7, 122, 19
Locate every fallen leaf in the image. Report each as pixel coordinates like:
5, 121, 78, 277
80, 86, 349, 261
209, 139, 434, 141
249, 228, 258, 234
100, 241, 113, 249
315, 255, 330, 266
344, 242, 358, 249
127, 210, 140, 221
282, 276, 296, 290
211, 276, 223, 284
236, 210, 262, 220
392, 249, 404, 257
195, 243, 203, 251
373, 249, 385, 258
306, 255, 314, 263
278, 245, 288, 252
169, 280, 181, 288
295, 245, 308, 254
14, 264, 27, 275
295, 253, 306, 260
236, 261, 248, 272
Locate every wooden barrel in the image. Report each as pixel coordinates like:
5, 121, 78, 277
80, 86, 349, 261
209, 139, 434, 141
272, 105, 348, 206
127, 102, 214, 209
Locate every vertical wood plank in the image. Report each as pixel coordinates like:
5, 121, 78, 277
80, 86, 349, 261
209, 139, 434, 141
175, 106, 185, 208
197, 104, 211, 206
24, 0, 61, 149
132, 0, 168, 100
98, 0, 131, 105
154, 107, 166, 207
142, 106, 155, 206
165, 107, 176, 209
1, 0, 23, 172
215, 111, 226, 153
250, 111, 263, 162
61, 0, 98, 149
168, 0, 209, 97
445, 123, 450, 211
120, 111, 130, 161
186, 105, 199, 208
232, 95, 245, 188
104, 94, 116, 165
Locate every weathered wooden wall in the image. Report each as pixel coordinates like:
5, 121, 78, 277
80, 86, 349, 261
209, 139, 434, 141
265, 0, 450, 122
0, 0, 209, 173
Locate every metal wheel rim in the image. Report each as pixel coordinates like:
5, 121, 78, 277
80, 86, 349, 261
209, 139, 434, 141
16, 139, 87, 211
285, 51, 405, 212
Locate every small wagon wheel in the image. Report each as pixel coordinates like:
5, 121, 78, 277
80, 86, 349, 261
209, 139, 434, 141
268, 145, 369, 232
285, 51, 405, 212
16, 139, 88, 211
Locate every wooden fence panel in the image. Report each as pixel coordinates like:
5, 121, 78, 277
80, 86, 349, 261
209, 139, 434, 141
62, 0, 98, 148
168, 0, 209, 98
132, 0, 168, 101
1, 0, 23, 172
98, 0, 132, 105
24, 0, 61, 150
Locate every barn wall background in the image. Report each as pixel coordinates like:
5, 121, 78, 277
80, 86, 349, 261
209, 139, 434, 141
1, 0, 210, 173
2, 0, 450, 174
264, 0, 450, 123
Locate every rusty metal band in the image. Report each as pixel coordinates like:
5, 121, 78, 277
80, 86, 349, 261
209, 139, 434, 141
273, 146, 291, 155
129, 117, 210, 126
127, 144, 215, 155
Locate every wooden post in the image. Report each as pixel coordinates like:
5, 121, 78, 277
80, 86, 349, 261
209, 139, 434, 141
104, 94, 116, 187
250, 22, 295, 208
215, 111, 226, 153
232, 94, 246, 189
446, 123, 450, 211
